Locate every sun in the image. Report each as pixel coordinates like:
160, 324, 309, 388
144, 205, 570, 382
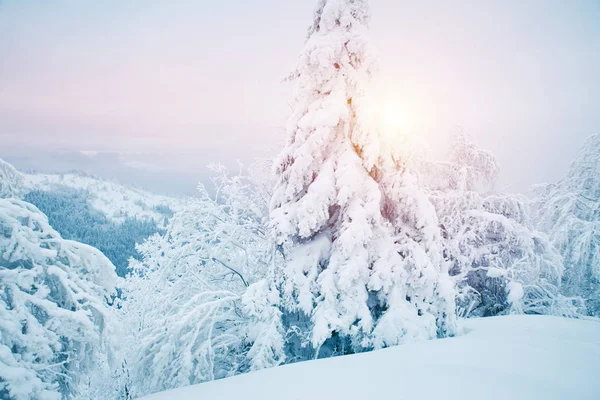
379, 101, 414, 137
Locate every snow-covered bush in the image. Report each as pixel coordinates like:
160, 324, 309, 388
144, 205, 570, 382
420, 134, 580, 317
0, 198, 117, 400
120, 164, 285, 398
0, 158, 25, 199
431, 191, 575, 317
530, 134, 600, 315
270, 0, 456, 357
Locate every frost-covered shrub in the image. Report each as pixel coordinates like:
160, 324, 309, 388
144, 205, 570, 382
530, 134, 600, 316
431, 191, 576, 316
120, 164, 284, 398
0, 198, 117, 400
0, 158, 25, 199
270, 0, 456, 357
420, 134, 580, 317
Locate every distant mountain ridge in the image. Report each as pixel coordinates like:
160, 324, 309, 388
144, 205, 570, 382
1, 156, 186, 223
0, 157, 188, 276
23, 172, 185, 225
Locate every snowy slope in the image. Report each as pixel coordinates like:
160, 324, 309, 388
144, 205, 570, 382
23, 173, 185, 224
143, 315, 600, 400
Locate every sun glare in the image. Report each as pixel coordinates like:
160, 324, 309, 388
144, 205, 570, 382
379, 101, 414, 138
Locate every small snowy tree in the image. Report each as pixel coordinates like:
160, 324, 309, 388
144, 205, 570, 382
416, 131, 499, 193
419, 134, 579, 317
530, 134, 600, 315
121, 164, 284, 397
271, 0, 456, 356
0, 158, 25, 199
0, 198, 117, 400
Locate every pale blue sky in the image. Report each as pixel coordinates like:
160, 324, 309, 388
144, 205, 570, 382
1, 0, 599, 194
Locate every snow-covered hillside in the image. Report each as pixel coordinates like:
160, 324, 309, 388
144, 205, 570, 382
143, 315, 600, 400
24, 173, 185, 224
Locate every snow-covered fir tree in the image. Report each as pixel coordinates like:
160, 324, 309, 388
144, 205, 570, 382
120, 164, 284, 397
270, 0, 456, 356
419, 134, 580, 317
530, 134, 600, 316
0, 198, 117, 400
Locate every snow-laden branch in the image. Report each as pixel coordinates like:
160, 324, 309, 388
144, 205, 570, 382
119, 164, 285, 397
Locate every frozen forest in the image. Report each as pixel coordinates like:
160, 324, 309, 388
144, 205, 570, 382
1, 0, 599, 399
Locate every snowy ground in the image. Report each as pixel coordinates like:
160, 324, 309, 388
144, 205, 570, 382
142, 315, 600, 400
24, 173, 185, 224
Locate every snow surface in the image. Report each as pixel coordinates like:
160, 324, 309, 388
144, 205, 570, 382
23, 173, 185, 224
142, 315, 600, 400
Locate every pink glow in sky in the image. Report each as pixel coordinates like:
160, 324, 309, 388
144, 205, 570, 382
1, 0, 599, 193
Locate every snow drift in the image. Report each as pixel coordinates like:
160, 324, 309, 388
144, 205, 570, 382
142, 315, 600, 400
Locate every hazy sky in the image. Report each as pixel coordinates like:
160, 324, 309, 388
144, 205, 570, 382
1, 0, 599, 194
